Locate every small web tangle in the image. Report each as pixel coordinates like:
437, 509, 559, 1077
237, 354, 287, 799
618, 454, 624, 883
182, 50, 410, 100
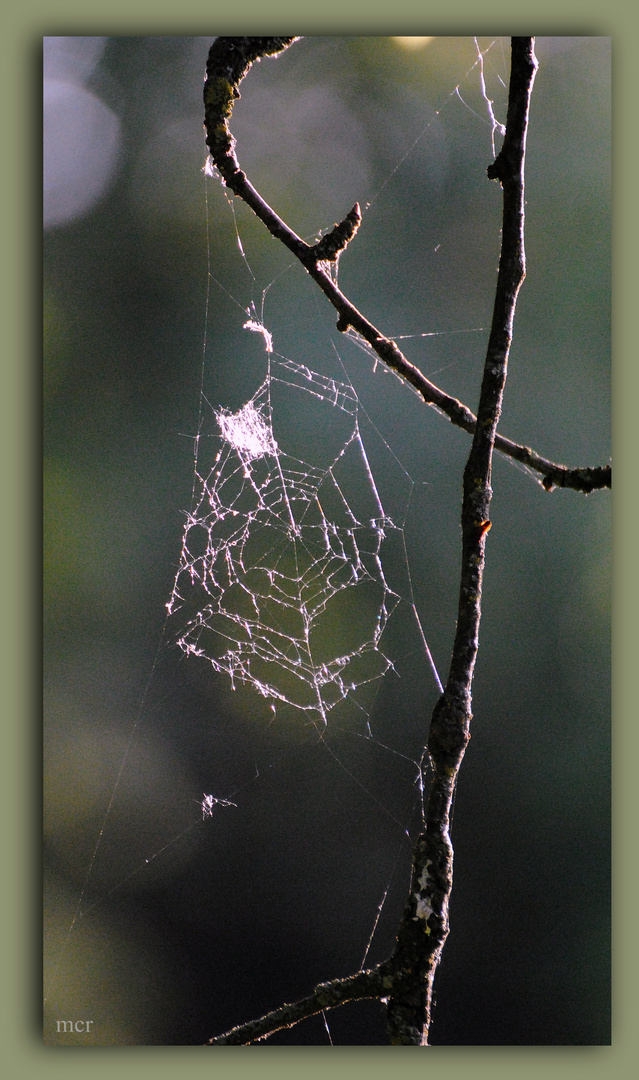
201, 793, 237, 819
167, 329, 438, 729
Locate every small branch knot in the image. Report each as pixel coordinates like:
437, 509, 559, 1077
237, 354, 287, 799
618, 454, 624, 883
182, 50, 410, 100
487, 152, 508, 185
311, 203, 362, 261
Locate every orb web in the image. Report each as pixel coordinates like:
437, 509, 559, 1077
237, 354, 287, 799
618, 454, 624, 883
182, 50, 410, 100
166, 346, 410, 727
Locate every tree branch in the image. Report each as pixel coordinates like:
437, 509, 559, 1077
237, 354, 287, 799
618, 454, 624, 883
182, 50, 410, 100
385, 38, 538, 1044
203, 36, 610, 495
201, 35, 603, 1047
206, 963, 392, 1045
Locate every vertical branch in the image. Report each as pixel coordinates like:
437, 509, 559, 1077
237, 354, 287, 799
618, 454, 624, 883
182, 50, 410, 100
386, 38, 538, 1046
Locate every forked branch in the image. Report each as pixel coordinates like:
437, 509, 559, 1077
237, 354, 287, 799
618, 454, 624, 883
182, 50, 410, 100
203, 36, 610, 495
201, 36, 597, 1046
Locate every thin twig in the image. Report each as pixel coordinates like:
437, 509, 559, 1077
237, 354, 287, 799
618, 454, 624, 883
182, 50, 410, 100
206, 964, 392, 1045
203, 36, 610, 496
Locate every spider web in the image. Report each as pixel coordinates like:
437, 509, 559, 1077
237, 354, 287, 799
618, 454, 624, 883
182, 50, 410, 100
160, 36, 511, 735
167, 333, 439, 729
161, 33, 512, 737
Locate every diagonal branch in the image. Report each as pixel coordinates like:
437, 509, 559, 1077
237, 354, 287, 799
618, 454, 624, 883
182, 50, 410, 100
206, 963, 393, 1045
203, 36, 610, 495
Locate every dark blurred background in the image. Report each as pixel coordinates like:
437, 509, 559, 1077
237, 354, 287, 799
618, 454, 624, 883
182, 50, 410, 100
43, 36, 610, 1045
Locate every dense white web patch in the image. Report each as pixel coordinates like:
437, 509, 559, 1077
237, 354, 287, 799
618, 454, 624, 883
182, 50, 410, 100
167, 345, 418, 728
216, 399, 278, 459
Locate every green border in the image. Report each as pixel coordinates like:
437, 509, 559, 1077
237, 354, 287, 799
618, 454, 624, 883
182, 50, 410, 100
11, 0, 632, 1077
